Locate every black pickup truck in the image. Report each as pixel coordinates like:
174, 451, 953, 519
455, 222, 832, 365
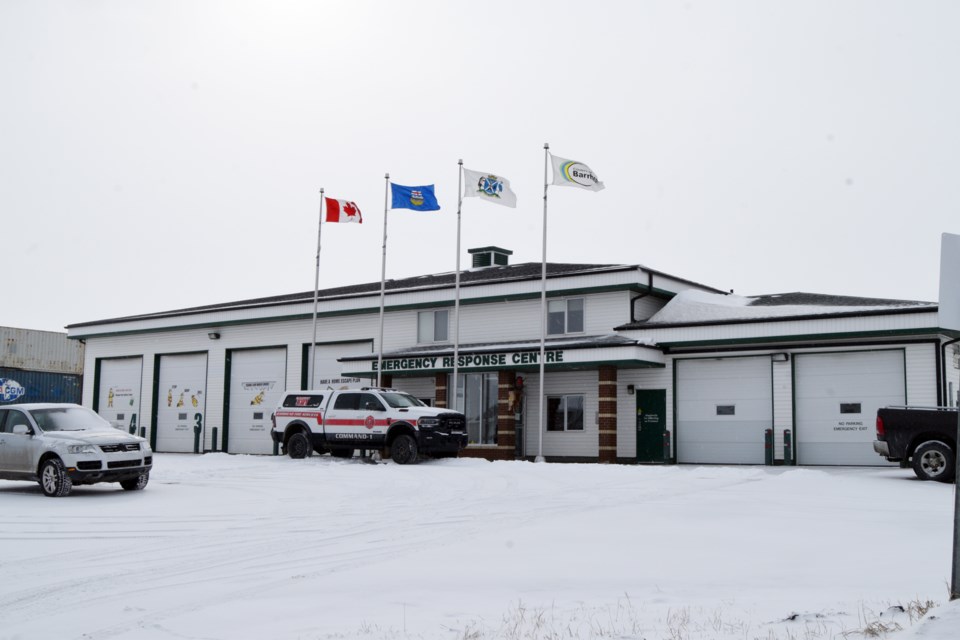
874, 406, 958, 482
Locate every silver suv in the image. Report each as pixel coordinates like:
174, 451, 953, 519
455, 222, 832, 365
0, 403, 152, 497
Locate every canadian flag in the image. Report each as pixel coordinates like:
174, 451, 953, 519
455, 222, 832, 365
325, 197, 362, 223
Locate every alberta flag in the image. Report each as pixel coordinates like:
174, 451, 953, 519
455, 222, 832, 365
325, 198, 363, 223
391, 183, 440, 211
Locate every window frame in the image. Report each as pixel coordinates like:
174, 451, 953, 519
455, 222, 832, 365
417, 309, 450, 343
546, 394, 585, 432
547, 298, 585, 335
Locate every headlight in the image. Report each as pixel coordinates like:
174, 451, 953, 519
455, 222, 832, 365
68, 444, 98, 454
140, 442, 152, 453
417, 417, 440, 428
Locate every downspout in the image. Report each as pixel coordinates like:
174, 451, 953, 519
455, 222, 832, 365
630, 270, 654, 323
942, 336, 960, 407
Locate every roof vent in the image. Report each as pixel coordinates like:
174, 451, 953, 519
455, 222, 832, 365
468, 246, 512, 268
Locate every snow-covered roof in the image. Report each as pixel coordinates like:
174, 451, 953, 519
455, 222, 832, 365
620, 290, 937, 328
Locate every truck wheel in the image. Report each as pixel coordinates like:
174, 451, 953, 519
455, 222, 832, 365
39, 458, 73, 497
330, 448, 354, 459
286, 432, 311, 459
912, 441, 955, 482
390, 434, 419, 465
121, 472, 149, 491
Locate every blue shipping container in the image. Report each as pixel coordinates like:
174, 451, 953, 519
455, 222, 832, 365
0, 368, 82, 405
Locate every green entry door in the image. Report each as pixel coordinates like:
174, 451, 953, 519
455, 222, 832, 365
636, 389, 667, 463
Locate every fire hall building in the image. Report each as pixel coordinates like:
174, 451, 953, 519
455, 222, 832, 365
67, 247, 960, 466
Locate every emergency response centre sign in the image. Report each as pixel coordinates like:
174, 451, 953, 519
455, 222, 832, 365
366, 350, 566, 374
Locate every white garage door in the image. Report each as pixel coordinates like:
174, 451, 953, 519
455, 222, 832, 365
308, 341, 373, 390
227, 348, 287, 454
97, 357, 143, 436
155, 353, 208, 453
794, 350, 904, 466
676, 357, 772, 464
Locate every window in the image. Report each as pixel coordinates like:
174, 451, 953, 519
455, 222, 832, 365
547, 394, 584, 431
418, 310, 449, 343
333, 393, 361, 410
359, 394, 385, 412
716, 405, 736, 416
3, 409, 31, 433
840, 403, 862, 414
381, 392, 425, 408
547, 298, 584, 335
283, 394, 324, 408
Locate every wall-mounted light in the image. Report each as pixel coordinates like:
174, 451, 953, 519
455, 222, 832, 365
771, 352, 789, 362
626, 384, 635, 395
208, 332, 220, 340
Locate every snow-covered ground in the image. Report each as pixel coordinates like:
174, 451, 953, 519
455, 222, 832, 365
1, 454, 957, 640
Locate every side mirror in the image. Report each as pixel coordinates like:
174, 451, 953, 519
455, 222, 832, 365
12, 424, 31, 435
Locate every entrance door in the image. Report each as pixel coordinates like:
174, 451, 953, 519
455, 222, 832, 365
636, 389, 667, 463
454, 373, 498, 445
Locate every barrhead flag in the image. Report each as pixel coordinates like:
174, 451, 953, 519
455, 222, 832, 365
325, 198, 362, 223
391, 184, 440, 211
462, 168, 517, 208
551, 155, 605, 191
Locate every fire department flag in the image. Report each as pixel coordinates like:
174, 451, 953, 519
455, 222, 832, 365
325, 198, 363, 223
390, 184, 440, 211
462, 168, 517, 208
550, 155, 605, 192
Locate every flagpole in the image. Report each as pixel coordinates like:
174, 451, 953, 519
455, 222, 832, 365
310, 188, 324, 390
377, 173, 389, 387
453, 160, 463, 412
537, 143, 549, 463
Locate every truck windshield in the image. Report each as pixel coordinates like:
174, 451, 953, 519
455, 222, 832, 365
380, 392, 425, 409
31, 407, 114, 432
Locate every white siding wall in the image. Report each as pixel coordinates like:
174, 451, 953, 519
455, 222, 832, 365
905, 343, 937, 406
632, 296, 669, 323
388, 291, 633, 350
521, 371, 599, 458
772, 359, 793, 461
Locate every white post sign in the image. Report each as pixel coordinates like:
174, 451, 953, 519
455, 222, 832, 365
943, 233, 960, 600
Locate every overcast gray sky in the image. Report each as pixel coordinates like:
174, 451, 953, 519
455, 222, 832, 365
2, 1, 958, 333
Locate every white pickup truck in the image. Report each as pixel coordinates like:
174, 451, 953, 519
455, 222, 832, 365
270, 388, 467, 464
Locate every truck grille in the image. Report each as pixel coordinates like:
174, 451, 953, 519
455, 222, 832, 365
100, 443, 140, 453
441, 414, 466, 430
77, 461, 102, 470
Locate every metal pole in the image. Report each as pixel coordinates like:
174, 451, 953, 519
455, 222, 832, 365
453, 160, 463, 411
536, 143, 549, 463
309, 188, 324, 390
952, 388, 960, 600
377, 174, 389, 387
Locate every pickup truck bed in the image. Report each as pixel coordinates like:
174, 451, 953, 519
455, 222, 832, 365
874, 406, 958, 482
